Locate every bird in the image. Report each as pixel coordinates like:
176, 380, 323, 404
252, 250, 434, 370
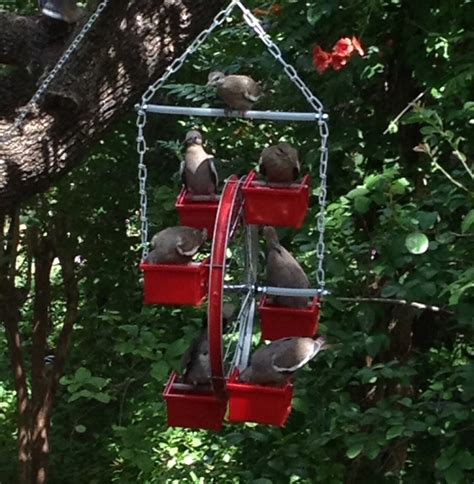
180, 303, 236, 386
207, 71, 263, 111
143, 226, 207, 264
259, 143, 300, 184
239, 336, 327, 386
263, 226, 310, 308
38, 0, 83, 23
181, 130, 218, 196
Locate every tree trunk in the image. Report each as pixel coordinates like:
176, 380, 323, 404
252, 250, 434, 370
0, 0, 226, 210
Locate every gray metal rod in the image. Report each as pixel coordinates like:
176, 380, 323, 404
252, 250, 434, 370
144, 104, 328, 122
257, 286, 330, 297
223, 284, 249, 293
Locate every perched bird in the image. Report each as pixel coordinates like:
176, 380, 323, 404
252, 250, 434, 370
144, 226, 207, 265
207, 71, 263, 111
181, 130, 218, 196
263, 226, 310, 308
259, 143, 300, 183
240, 336, 327, 386
38, 0, 83, 23
180, 303, 236, 386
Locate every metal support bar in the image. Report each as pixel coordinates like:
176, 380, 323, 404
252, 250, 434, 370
223, 284, 249, 293
257, 286, 330, 297
144, 104, 329, 122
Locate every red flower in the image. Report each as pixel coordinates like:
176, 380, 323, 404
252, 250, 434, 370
313, 46, 332, 74
312, 36, 365, 74
331, 54, 348, 71
351, 36, 365, 56
332, 37, 354, 58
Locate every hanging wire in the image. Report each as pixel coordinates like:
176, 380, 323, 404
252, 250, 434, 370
135, 0, 329, 289
0, 0, 110, 143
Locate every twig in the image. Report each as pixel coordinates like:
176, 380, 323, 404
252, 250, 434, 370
383, 91, 426, 135
335, 297, 453, 315
433, 160, 469, 192
452, 150, 474, 181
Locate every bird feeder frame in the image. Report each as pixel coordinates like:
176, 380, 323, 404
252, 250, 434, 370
136, 0, 330, 430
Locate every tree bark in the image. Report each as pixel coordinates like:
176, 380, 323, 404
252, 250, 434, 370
0, 0, 226, 210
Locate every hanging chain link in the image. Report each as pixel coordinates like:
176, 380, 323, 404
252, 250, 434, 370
0, 0, 110, 143
136, 0, 329, 290
136, 108, 149, 259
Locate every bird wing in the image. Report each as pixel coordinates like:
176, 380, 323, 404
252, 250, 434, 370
267, 246, 309, 288
175, 235, 201, 257
207, 157, 219, 189
242, 77, 262, 102
272, 337, 326, 372
179, 160, 187, 188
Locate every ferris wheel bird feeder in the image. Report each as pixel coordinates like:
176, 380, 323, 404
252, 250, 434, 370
136, 0, 330, 431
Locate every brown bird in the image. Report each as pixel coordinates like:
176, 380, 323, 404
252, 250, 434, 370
180, 303, 236, 386
263, 226, 310, 308
38, 0, 83, 23
207, 71, 263, 111
239, 336, 327, 386
144, 226, 207, 264
181, 130, 218, 196
259, 143, 300, 183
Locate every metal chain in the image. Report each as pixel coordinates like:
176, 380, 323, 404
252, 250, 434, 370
136, 108, 149, 259
136, 0, 329, 289
0, 0, 110, 143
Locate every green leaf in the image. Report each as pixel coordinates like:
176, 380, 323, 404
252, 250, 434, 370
94, 392, 111, 403
405, 232, 429, 254
75, 425, 86, 433
354, 196, 371, 214
347, 186, 369, 199
74, 367, 92, 383
386, 426, 404, 439
346, 442, 364, 459
461, 209, 474, 233
151, 361, 169, 381
444, 465, 464, 483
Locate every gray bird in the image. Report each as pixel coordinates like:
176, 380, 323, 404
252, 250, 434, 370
263, 226, 310, 308
144, 226, 207, 264
180, 303, 236, 386
207, 71, 263, 111
240, 336, 327, 386
38, 0, 83, 23
259, 143, 300, 183
181, 130, 218, 196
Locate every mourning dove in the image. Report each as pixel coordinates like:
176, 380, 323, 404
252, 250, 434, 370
263, 226, 310, 308
38, 0, 83, 23
207, 71, 262, 111
180, 130, 218, 196
180, 303, 236, 386
144, 226, 207, 264
239, 336, 327, 386
259, 143, 300, 183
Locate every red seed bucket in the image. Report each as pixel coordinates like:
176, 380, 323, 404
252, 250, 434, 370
226, 370, 293, 427
259, 295, 320, 341
140, 259, 209, 306
163, 373, 227, 432
242, 171, 310, 228
175, 188, 219, 238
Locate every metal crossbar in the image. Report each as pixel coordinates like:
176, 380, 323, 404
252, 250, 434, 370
144, 105, 328, 122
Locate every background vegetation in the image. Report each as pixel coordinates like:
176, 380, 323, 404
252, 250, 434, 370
1, 0, 473, 482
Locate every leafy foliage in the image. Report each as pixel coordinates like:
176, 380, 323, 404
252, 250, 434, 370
1, 0, 473, 483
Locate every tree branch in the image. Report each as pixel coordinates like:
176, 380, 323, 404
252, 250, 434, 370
0, 0, 226, 210
335, 296, 453, 315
